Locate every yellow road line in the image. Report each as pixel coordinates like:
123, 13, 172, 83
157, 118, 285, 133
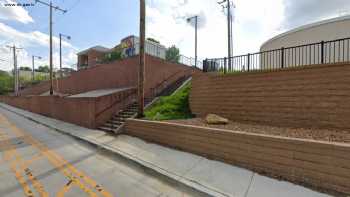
16, 130, 101, 197
23, 153, 44, 167
3, 122, 99, 197
0, 128, 35, 197
1, 114, 113, 197
0, 123, 49, 197
56, 179, 75, 197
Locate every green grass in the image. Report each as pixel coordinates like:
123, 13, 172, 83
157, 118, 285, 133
144, 82, 193, 121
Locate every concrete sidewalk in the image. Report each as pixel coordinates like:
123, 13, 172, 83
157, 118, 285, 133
0, 103, 331, 197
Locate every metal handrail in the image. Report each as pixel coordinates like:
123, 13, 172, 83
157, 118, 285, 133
150, 69, 190, 98
204, 36, 350, 73
94, 88, 136, 118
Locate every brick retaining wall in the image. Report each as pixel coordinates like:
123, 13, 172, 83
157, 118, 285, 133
190, 63, 350, 130
125, 119, 350, 195
20, 55, 194, 98
0, 88, 136, 128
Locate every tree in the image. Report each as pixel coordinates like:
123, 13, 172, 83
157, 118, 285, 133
147, 38, 160, 44
19, 66, 32, 71
36, 65, 50, 73
166, 45, 180, 63
0, 70, 14, 95
103, 47, 125, 63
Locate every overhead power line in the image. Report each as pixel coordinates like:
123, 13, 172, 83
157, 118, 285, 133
35, 0, 67, 95
6, 45, 22, 96
218, 0, 235, 70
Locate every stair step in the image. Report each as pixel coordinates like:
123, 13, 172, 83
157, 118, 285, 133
125, 111, 137, 114
107, 120, 123, 125
104, 123, 121, 128
98, 127, 116, 132
112, 116, 128, 121
120, 110, 137, 114
118, 114, 134, 118
120, 113, 136, 117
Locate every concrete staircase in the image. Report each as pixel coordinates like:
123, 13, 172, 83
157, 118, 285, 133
98, 75, 191, 134
98, 98, 152, 133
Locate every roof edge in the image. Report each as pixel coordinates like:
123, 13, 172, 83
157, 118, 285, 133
261, 15, 350, 50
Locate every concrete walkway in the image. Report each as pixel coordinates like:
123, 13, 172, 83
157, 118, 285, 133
68, 87, 134, 98
0, 103, 331, 197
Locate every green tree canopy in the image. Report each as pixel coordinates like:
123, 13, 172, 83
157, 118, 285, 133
19, 66, 32, 71
36, 65, 50, 73
0, 70, 13, 95
103, 47, 124, 63
147, 38, 160, 44
166, 45, 180, 63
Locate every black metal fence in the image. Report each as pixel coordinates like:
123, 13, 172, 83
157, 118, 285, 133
203, 37, 350, 73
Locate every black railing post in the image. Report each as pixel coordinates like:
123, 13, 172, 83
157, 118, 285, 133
247, 53, 250, 71
281, 47, 285, 68
224, 57, 227, 74
321, 41, 324, 64
203, 59, 207, 72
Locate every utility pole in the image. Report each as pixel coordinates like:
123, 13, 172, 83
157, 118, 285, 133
226, 0, 232, 69
218, 0, 233, 69
35, 0, 67, 95
59, 33, 71, 78
32, 55, 42, 81
6, 45, 22, 96
187, 16, 198, 68
138, 0, 146, 117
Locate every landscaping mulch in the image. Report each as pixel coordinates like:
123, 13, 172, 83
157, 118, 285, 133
167, 118, 350, 144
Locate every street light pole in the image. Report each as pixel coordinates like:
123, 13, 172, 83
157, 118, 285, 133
138, 0, 146, 117
187, 16, 198, 68
218, 0, 233, 70
49, 1, 53, 95
59, 34, 61, 78
32, 56, 34, 81
59, 33, 71, 78
13, 46, 17, 95
32, 55, 42, 81
227, 0, 231, 69
35, 0, 67, 95
195, 16, 198, 68
6, 45, 22, 96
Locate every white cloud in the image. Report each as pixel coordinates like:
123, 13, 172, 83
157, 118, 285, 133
147, 0, 350, 61
146, 0, 285, 61
0, 22, 78, 71
0, 23, 74, 48
0, 0, 34, 23
282, 0, 350, 29
233, 0, 284, 53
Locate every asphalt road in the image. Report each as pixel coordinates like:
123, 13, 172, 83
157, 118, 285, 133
0, 108, 207, 197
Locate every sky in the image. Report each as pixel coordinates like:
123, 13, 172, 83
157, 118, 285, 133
0, 0, 350, 71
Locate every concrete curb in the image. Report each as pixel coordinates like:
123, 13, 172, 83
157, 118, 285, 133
0, 104, 231, 197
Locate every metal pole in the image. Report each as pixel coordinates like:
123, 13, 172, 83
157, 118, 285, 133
321, 41, 324, 64
247, 53, 250, 71
59, 34, 62, 78
12, 46, 17, 95
281, 47, 285, 68
49, 1, 53, 95
195, 16, 198, 68
32, 56, 35, 81
227, 0, 232, 69
7, 45, 21, 95
15, 52, 19, 95
138, 0, 146, 117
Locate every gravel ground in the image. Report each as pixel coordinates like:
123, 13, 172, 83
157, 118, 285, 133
167, 118, 350, 144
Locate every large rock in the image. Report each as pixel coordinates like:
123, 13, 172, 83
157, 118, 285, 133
205, 114, 229, 125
